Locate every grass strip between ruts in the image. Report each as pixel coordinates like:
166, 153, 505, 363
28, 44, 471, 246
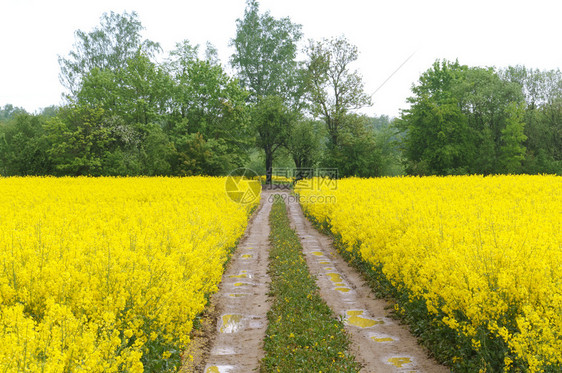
260, 195, 360, 373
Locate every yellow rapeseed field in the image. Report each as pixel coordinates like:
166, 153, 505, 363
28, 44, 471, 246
296, 175, 562, 372
0, 177, 257, 372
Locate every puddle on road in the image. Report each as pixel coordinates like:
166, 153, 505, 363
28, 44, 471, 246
326, 272, 343, 283
227, 293, 249, 298
311, 251, 324, 256
372, 336, 394, 342
319, 261, 330, 265
345, 310, 383, 328
229, 273, 248, 279
219, 314, 244, 333
233, 282, 252, 287
241, 254, 253, 259
205, 365, 234, 373
387, 356, 413, 368
335, 287, 351, 293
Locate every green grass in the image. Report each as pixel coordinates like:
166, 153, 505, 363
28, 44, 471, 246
260, 195, 360, 373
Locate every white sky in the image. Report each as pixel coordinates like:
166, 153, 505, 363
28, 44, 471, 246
0, 0, 560, 118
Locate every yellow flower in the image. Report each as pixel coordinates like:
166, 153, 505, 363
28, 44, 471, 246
296, 175, 562, 371
0, 176, 258, 371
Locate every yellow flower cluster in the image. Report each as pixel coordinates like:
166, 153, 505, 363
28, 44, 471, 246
0, 177, 256, 372
296, 175, 562, 372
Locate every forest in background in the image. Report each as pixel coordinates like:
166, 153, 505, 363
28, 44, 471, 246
1, 1, 561, 178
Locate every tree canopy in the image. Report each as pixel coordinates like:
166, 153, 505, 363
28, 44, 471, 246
395, 60, 554, 175
2, 4, 561, 178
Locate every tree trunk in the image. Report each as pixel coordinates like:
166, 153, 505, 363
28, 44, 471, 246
265, 149, 273, 186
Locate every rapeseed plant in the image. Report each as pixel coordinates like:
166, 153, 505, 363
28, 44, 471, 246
297, 175, 562, 372
0, 176, 256, 372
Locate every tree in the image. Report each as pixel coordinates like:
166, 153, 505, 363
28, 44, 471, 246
44, 105, 113, 176
325, 114, 383, 177
165, 40, 251, 175
0, 104, 26, 121
77, 51, 173, 125
305, 36, 371, 146
286, 119, 324, 169
397, 60, 472, 175
398, 96, 472, 175
231, 0, 303, 104
58, 11, 160, 97
140, 125, 175, 176
502, 66, 562, 174
231, 0, 303, 181
0, 113, 52, 175
398, 60, 527, 175
370, 116, 404, 176
252, 96, 293, 179
500, 102, 527, 173
456, 66, 524, 173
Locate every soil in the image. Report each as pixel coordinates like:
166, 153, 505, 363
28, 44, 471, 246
185, 190, 450, 373
184, 190, 274, 373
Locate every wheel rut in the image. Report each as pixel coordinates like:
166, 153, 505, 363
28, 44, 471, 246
283, 192, 449, 373
196, 191, 274, 373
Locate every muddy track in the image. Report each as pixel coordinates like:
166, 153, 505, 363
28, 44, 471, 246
189, 191, 274, 373
283, 192, 449, 373
193, 190, 449, 372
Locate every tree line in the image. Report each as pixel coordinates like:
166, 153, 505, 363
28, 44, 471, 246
398, 60, 562, 175
1, 1, 560, 178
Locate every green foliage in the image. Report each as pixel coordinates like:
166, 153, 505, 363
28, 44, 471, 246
370, 116, 405, 176
262, 196, 360, 373
0, 113, 52, 175
77, 51, 173, 125
305, 36, 371, 146
173, 133, 244, 176
165, 42, 251, 174
324, 114, 384, 177
500, 103, 527, 173
398, 97, 472, 175
398, 60, 530, 175
8, 5, 559, 178
231, 0, 303, 105
67, 36, 250, 177
286, 119, 324, 169
0, 104, 26, 121
252, 96, 294, 181
502, 66, 562, 174
44, 105, 112, 176
141, 126, 175, 176
58, 11, 161, 97
231, 0, 305, 177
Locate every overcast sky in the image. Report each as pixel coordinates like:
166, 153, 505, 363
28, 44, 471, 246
0, 0, 560, 118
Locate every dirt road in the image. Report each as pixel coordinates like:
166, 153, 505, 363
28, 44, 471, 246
193, 190, 448, 372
